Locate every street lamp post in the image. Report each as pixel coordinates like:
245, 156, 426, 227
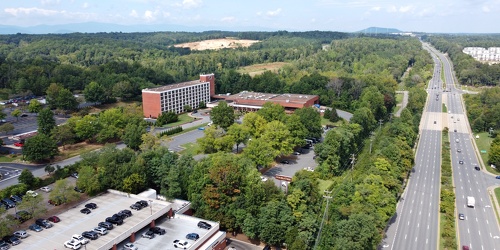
149, 200, 153, 215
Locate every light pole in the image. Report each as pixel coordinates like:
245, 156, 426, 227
149, 200, 153, 215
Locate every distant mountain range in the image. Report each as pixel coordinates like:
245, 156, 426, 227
0, 22, 276, 35
357, 27, 404, 34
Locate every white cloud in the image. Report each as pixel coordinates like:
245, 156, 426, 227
256, 11, 262, 16
399, 5, 413, 13
130, 9, 139, 18
482, 5, 491, 12
180, 0, 203, 9
371, 6, 381, 11
144, 10, 155, 21
221, 16, 236, 22
41, 0, 61, 6
4, 7, 60, 17
387, 5, 397, 13
266, 8, 282, 17
311, 18, 316, 23
82, 2, 89, 9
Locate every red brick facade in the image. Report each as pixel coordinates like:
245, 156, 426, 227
199, 74, 215, 96
142, 92, 161, 118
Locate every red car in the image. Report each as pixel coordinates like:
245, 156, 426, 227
13, 142, 23, 147
47, 216, 60, 223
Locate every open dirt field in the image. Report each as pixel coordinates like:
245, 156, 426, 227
174, 38, 259, 51
237, 62, 290, 77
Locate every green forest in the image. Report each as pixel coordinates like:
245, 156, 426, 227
424, 34, 500, 86
0, 31, 433, 249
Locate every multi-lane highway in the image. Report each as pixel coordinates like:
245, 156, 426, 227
434, 46, 500, 250
383, 43, 444, 250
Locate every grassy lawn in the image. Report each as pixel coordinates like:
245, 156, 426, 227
396, 92, 403, 105
474, 132, 498, 173
0, 154, 20, 163
165, 113, 196, 128
317, 179, 334, 193
237, 62, 290, 77
178, 142, 200, 155
442, 103, 447, 113
53, 142, 104, 162
494, 188, 500, 224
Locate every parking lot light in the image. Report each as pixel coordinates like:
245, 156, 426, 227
149, 200, 153, 215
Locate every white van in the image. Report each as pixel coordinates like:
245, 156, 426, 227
456, 139, 459, 143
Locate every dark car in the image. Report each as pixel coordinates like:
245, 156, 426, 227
74, 187, 84, 193
197, 221, 212, 230
496, 176, 500, 179
459, 213, 465, 220
85, 203, 97, 209
80, 208, 91, 214
119, 209, 132, 217
10, 195, 22, 203
113, 213, 127, 220
137, 200, 149, 208
150, 227, 166, 235
142, 230, 155, 239
474, 166, 480, 171
130, 203, 142, 210
263, 245, 271, 250
20, 113, 28, 117
0, 240, 9, 250
29, 224, 43, 232
280, 160, 290, 164
459, 160, 464, 164
98, 221, 114, 230
2, 235, 20, 246
1, 199, 15, 209
106, 217, 123, 225
186, 233, 199, 240
47, 216, 60, 223
35, 218, 53, 228
15, 210, 32, 222
82, 231, 99, 240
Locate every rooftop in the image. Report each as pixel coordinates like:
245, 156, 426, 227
143, 80, 208, 93
224, 91, 317, 104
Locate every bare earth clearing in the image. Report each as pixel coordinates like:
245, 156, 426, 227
237, 62, 290, 77
174, 38, 259, 51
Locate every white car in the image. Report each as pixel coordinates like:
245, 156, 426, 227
13, 230, 28, 239
26, 190, 38, 197
71, 234, 89, 245
173, 240, 190, 249
260, 176, 268, 182
64, 240, 82, 249
93, 227, 108, 235
123, 243, 138, 250
40, 186, 52, 192
304, 167, 314, 172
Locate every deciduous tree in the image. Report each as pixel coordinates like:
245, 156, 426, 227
23, 134, 58, 162
210, 101, 235, 130
28, 99, 43, 113
37, 108, 56, 135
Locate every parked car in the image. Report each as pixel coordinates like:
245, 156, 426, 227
137, 200, 149, 207
0, 240, 9, 250
173, 239, 189, 249
64, 239, 81, 249
20, 113, 28, 117
15, 210, 32, 222
2, 235, 21, 246
80, 208, 91, 214
293, 151, 301, 155
186, 233, 199, 241
74, 187, 84, 193
29, 224, 43, 232
197, 221, 212, 230
496, 176, 500, 179
260, 176, 268, 182
35, 219, 53, 229
280, 160, 290, 164
123, 243, 138, 250
26, 190, 38, 197
9, 195, 22, 203
150, 227, 166, 235
92, 227, 107, 236
142, 230, 155, 239
1, 199, 15, 209
13, 142, 23, 147
130, 203, 142, 210
81, 231, 99, 240
13, 230, 28, 239
40, 186, 52, 192
71, 234, 89, 245
119, 209, 132, 217
48, 216, 61, 223
85, 203, 97, 209
70, 172, 79, 179
105, 217, 123, 225
98, 222, 114, 230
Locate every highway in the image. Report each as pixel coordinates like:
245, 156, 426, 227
382, 43, 443, 250
431, 45, 500, 250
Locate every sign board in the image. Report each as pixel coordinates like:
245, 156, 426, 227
275, 175, 292, 182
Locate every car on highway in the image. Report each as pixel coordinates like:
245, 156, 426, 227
457, 149, 461, 153
64, 239, 81, 249
80, 208, 91, 214
40, 186, 52, 192
459, 213, 465, 220
496, 176, 500, 179
474, 166, 480, 171
459, 160, 464, 164
29, 224, 43, 232
142, 230, 155, 239
173, 239, 190, 249
123, 243, 138, 250
186, 233, 199, 241
81, 231, 99, 240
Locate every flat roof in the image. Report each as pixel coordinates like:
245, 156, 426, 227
13, 192, 172, 250
143, 80, 208, 93
224, 91, 318, 105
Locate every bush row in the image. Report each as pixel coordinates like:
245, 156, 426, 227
157, 126, 183, 137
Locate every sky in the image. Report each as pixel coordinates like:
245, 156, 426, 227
0, 0, 499, 33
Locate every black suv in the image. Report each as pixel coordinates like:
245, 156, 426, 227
2, 235, 21, 246
82, 231, 99, 240
35, 219, 53, 229
117, 210, 132, 218
1, 199, 15, 209
98, 221, 114, 230
197, 221, 212, 229
105, 217, 123, 225
149, 226, 166, 235
113, 213, 127, 220
85, 203, 97, 209
137, 200, 149, 207
10, 195, 22, 203
130, 203, 142, 210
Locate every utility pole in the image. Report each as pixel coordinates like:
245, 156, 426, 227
369, 132, 374, 154
350, 154, 356, 181
379, 119, 383, 132
313, 190, 332, 250
389, 113, 393, 123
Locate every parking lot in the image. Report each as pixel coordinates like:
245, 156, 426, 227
11, 192, 172, 250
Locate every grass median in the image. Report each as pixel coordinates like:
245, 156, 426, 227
440, 129, 457, 250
